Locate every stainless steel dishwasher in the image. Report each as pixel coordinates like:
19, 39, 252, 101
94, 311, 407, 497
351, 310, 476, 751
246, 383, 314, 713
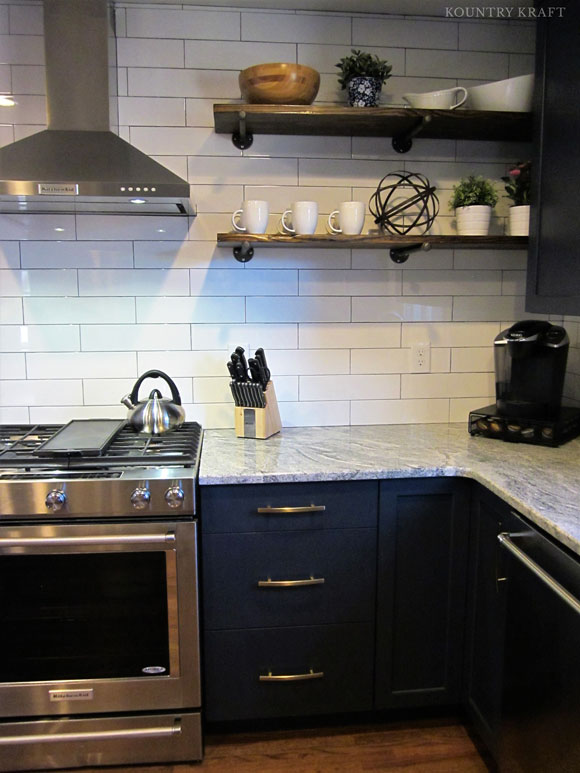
497, 516, 580, 772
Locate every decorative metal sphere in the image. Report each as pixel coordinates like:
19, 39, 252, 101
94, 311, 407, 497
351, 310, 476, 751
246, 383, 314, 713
369, 171, 439, 236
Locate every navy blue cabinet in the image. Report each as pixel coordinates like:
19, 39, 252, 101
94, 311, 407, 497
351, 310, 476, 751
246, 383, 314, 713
200, 480, 379, 722
526, 1, 580, 313
375, 478, 470, 709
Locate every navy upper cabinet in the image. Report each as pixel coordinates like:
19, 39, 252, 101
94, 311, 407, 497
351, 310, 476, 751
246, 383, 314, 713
375, 479, 470, 709
526, 2, 580, 313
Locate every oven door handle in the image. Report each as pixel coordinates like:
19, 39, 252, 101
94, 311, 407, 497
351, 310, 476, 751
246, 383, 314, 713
0, 722, 182, 746
0, 532, 176, 547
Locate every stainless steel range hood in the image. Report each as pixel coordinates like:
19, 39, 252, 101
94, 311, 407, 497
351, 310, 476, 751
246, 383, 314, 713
0, 0, 193, 216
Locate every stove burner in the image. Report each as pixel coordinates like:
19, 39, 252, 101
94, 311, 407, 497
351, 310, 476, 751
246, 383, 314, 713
0, 422, 203, 471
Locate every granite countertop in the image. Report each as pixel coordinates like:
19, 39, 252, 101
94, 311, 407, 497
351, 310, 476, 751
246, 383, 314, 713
199, 424, 580, 556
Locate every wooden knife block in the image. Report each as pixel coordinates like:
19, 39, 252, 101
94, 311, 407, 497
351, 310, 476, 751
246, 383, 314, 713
234, 381, 282, 440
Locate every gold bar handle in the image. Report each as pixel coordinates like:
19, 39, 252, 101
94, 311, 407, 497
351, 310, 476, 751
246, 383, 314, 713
258, 576, 325, 588
256, 505, 326, 514
259, 669, 324, 682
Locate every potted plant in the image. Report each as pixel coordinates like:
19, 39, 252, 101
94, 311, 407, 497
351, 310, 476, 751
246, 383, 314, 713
449, 175, 498, 236
502, 161, 531, 236
336, 49, 392, 107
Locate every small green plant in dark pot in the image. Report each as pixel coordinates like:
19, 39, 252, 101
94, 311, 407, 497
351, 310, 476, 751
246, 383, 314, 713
449, 175, 498, 235
336, 49, 392, 107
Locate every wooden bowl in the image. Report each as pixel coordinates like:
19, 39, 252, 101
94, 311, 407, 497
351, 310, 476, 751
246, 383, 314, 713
239, 63, 320, 105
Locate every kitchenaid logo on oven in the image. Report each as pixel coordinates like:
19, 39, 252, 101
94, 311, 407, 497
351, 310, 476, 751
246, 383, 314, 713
49, 689, 94, 702
445, 6, 565, 17
38, 183, 79, 195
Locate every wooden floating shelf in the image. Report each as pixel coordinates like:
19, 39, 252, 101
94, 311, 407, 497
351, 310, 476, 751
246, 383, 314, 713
213, 104, 533, 143
217, 233, 529, 263
217, 233, 528, 249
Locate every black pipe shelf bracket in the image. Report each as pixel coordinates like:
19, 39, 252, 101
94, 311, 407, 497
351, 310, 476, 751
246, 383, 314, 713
233, 240, 255, 262
392, 114, 433, 154
231, 110, 254, 150
389, 241, 431, 264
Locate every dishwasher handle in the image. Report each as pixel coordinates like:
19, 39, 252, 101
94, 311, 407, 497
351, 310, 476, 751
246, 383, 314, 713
498, 532, 580, 617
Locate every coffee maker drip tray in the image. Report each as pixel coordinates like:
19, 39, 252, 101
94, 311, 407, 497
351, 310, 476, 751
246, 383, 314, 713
469, 404, 580, 447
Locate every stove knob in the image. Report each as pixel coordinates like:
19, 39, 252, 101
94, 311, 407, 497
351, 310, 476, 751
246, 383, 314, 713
130, 487, 151, 510
165, 485, 184, 509
45, 489, 66, 513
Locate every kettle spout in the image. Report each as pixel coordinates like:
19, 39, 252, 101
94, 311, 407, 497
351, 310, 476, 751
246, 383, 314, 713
121, 394, 135, 409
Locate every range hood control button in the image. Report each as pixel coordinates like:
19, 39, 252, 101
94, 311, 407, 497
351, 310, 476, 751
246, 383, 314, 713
130, 487, 151, 510
45, 489, 66, 512
165, 486, 184, 509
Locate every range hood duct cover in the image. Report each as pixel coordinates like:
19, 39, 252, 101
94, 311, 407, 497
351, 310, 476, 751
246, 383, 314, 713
0, 0, 193, 215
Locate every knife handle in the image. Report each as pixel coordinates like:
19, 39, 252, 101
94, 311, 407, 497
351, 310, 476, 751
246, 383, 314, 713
235, 359, 248, 382
255, 348, 271, 382
248, 357, 261, 383
235, 346, 249, 377
227, 361, 236, 380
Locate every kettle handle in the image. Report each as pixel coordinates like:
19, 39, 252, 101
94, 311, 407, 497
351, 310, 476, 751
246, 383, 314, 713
130, 370, 182, 406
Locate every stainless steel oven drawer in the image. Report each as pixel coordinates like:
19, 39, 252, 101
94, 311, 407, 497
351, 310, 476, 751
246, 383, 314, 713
0, 712, 202, 771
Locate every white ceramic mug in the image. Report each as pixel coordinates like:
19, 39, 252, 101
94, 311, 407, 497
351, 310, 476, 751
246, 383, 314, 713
281, 201, 319, 235
402, 87, 467, 110
328, 201, 366, 235
232, 200, 269, 234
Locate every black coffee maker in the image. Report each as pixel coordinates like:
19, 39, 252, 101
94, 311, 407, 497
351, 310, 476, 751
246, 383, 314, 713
494, 320, 568, 419
469, 320, 580, 446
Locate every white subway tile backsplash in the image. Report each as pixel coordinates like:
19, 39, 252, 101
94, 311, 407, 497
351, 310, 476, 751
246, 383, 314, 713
353, 297, 452, 322
451, 346, 494, 372
190, 268, 297, 296
267, 349, 349, 376
353, 16, 457, 49
78, 269, 189, 297
403, 270, 502, 296
402, 322, 500, 347
453, 295, 525, 321
128, 67, 239, 98
126, 8, 240, 40
0, 353, 25, 379
0, 379, 82, 406
0, 215, 75, 241
300, 270, 402, 297
26, 352, 137, 380
119, 97, 186, 127
0, 34, 44, 64
190, 323, 297, 350
0, 3, 537, 428
24, 298, 135, 325
76, 215, 188, 242
300, 374, 400, 401
185, 39, 295, 70
137, 296, 245, 323
299, 323, 400, 349
20, 241, 133, 269
279, 400, 350, 427
241, 12, 349, 44
117, 38, 184, 68
0, 298, 21, 323
0, 269, 78, 297
247, 296, 350, 323
0, 324, 79, 352
351, 398, 450, 425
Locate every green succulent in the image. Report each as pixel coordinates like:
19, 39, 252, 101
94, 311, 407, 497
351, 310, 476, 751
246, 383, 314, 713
449, 175, 499, 209
336, 49, 393, 90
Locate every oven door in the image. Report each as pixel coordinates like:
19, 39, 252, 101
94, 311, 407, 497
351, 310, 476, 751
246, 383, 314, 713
0, 520, 200, 717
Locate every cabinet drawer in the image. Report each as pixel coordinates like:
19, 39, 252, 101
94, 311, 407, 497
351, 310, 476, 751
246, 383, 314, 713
204, 622, 374, 721
203, 528, 376, 629
200, 480, 378, 533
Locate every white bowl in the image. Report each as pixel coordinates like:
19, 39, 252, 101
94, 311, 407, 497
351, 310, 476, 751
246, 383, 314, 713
466, 74, 534, 112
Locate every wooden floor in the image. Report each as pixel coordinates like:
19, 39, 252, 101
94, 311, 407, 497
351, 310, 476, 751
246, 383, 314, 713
79, 718, 489, 773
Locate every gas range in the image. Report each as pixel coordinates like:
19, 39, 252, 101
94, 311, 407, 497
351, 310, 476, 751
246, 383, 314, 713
0, 422, 203, 519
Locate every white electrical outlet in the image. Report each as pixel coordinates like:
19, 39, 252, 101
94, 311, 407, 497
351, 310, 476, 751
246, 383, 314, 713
411, 342, 431, 373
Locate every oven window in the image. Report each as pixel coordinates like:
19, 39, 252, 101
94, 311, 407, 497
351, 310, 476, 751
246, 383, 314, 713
0, 552, 171, 682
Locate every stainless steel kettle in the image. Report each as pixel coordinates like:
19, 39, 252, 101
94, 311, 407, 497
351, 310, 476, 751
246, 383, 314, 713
121, 370, 185, 435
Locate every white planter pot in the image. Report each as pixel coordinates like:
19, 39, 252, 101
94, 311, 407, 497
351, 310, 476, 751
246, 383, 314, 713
509, 204, 530, 236
455, 205, 492, 236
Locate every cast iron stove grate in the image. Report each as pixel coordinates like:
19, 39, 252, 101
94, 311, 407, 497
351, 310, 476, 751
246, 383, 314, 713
0, 422, 202, 470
